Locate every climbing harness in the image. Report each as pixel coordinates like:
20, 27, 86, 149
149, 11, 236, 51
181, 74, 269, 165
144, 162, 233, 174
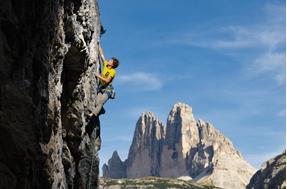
97, 83, 116, 99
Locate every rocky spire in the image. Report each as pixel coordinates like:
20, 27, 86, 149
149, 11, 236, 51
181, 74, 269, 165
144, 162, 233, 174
103, 151, 126, 179
160, 102, 199, 177
126, 112, 165, 178
103, 102, 256, 189
165, 102, 198, 158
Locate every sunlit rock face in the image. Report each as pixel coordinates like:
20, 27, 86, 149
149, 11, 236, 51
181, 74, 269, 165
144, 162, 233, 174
126, 112, 165, 178
247, 151, 286, 189
103, 102, 256, 189
0, 0, 102, 188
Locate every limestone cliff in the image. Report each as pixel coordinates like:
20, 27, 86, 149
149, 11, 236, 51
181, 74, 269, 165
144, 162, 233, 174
0, 0, 102, 188
103, 102, 256, 189
247, 151, 286, 189
126, 112, 165, 178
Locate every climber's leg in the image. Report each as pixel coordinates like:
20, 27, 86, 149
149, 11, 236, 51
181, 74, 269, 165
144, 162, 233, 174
93, 92, 109, 116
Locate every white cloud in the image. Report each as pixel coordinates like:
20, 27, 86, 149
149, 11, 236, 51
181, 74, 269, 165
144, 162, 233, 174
118, 72, 163, 91
172, 3, 285, 50
166, 22, 284, 50
247, 51, 285, 85
163, 3, 285, 85
252, 52, 285, 73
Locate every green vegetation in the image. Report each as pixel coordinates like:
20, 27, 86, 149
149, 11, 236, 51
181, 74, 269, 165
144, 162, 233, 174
100, 177, 221, 189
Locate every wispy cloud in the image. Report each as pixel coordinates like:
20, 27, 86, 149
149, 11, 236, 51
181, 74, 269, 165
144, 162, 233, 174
168, 3, 285, 50
163, 3, 285, 85
171, 25, 284, 50
118, 72, 163, 91
251, 52, 285, 73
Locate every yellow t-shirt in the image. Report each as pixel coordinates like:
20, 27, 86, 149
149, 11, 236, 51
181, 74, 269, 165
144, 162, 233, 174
101, 60, 116, 86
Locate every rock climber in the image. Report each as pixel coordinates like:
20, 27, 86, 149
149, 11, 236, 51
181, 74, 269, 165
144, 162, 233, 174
90, 43, 119, 117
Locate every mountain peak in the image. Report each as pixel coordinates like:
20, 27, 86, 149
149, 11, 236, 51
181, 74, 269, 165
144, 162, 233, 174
172, 102, 193, 112
168, 102, 195, 122
103, 150, 126, 179
104, 102, 255, 189
135, 111, 163, 138
165, 102, 197, 156
111, 150, 120, 160
141, 112, 155, 118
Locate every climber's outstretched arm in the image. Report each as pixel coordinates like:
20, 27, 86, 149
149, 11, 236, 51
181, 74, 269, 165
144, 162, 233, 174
99, 44, 106, 63
96, 73, 113, 85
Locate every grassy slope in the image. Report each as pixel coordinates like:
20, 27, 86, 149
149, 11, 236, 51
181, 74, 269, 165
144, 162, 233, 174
100, 177, 221, 189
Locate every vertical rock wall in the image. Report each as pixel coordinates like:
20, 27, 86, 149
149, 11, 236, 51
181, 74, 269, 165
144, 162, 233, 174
0, 0, 102, 188
126, 112, 164, 178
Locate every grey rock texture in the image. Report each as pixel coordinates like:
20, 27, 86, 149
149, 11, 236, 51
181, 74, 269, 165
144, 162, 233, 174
247, 151, 286, 189
102, 151, 126, 179
0, 0, 102, 188
103, 102, 255, 189
103, 112, 165, 179
126, 112, 165, 178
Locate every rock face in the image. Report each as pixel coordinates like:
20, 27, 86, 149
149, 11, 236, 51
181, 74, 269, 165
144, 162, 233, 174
247, 151, 286, 189
126, 112, 165, 178
102, 151, 126, 179
0, 0, 103, 188
103, 102, 256, 189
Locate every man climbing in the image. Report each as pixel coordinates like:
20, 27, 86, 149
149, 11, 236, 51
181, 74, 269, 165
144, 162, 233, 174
90, 43, 119, 117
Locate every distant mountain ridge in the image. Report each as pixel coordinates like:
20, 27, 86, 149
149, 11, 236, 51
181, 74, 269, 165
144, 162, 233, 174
247, 151, 286, 189
103, 102, 256, 189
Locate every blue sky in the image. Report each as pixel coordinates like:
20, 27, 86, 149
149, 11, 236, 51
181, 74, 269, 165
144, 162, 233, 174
98, 0, 286, 172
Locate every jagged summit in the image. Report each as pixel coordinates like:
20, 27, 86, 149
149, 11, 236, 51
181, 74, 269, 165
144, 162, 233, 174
103, 151, 126, 179
168, 102, 195, 120
111, 150, 121, 160
103, 102, 256, 189
140, 112, 162, 125
134, 111, 164, 141
172, 102, 193, 111
141, 111, 156, 117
